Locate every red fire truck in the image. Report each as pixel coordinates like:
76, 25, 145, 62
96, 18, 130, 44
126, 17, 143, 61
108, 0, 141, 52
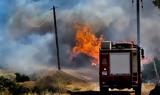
99, 41, 144, 95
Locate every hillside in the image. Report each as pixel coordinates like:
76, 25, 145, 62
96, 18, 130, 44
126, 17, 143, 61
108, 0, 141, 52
0, 68, 158, 95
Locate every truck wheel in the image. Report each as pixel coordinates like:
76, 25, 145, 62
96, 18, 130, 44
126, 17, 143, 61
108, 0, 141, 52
100, 86, 109, 94
134, 87, 141, 95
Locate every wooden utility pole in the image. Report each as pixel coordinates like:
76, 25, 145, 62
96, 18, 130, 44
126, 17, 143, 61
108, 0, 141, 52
52, 5, 61, 70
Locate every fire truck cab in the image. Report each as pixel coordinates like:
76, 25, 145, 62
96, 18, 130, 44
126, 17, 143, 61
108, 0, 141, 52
99, 41, 144, 95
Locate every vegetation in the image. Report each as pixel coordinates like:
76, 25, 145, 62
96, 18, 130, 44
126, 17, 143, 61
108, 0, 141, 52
153, 0, 160, 9
0, 70, 88, 94
15, 73, 30, 82
0, 75, 61, 95
0, 76, 29, 95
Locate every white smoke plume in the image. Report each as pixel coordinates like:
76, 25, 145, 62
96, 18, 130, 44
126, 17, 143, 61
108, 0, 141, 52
0, 0, 159, 74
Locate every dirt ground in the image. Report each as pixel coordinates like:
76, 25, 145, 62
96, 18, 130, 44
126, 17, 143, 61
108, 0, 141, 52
63, 68, 155, 95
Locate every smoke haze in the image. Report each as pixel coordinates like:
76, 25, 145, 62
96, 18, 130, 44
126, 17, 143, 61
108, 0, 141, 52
0, 0, 160, 74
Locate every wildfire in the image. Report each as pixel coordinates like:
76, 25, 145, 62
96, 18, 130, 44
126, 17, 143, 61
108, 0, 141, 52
71, 24, 103, 65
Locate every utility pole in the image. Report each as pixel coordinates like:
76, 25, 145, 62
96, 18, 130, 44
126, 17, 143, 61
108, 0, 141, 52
136, 0, 144, 94
137, 0, 140, 47
52, 5, 61, 70
136, 0, 141, 80
132, 0, 142, 94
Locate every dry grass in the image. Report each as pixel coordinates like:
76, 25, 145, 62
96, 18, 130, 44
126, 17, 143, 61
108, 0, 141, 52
35, 70, 90, 93
18, 81, 36, 89
0, 69, 157, 95
142, 83, 155, 95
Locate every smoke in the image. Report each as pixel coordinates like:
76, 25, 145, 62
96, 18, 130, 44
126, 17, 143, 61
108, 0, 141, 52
56, 0, 160, 62
0, 0, 160, 74
0, 33, 54, 74
0, 0, 55, 74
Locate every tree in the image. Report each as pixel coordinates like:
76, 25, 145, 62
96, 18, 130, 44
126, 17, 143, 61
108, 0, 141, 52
15, 73, 30, 82
153, 0, 160, 8
0, 76, 29, 95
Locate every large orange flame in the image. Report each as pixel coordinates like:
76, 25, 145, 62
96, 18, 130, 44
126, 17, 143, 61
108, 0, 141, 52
71, 24, 103, 65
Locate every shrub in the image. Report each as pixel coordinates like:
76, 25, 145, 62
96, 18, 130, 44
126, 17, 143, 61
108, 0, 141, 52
15, 73, 30, 82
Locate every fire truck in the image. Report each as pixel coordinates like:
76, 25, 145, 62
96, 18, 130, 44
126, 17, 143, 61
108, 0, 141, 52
99, 41, 144, 95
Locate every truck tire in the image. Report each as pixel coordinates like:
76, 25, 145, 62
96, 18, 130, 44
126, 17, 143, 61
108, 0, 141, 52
100, 86, 109, 94
134, 87, 141, 95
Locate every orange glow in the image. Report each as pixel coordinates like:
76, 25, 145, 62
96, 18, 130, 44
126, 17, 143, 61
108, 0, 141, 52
71, 24, 103, 65
141, 56, 153, 64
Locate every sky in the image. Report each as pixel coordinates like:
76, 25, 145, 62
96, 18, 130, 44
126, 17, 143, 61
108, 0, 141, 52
0, 0, 160, 74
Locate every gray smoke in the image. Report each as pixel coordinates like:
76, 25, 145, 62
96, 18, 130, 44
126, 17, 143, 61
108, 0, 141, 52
0, 0, 160, 74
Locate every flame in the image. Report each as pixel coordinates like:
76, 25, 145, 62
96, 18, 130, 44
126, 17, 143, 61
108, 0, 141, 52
71, 24, 103, 65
